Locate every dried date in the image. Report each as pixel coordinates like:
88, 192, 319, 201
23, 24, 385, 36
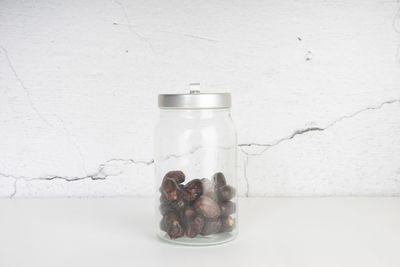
159, 170, 236, 239
201, 218, 222, 235
219, 201, 236, 216
165, 170, 185, 184
161, 178, 181, 201
218, 185, 236, 201
221, 216, 235, 232
194, 196, 221, 218
163, 211, 184, 239
185, 215, 205, 238
182, 179, 203, 201
213, 172, 227, 188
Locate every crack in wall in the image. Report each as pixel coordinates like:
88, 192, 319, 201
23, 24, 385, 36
112, 22, 219, 43
9, 178, 18, 198
179, 33, 218, 43
52, 114, 88, 174
0, 47, 89, 175
113, 1, 156, 54
162, 145, 235, 161
239, 99, 400, 156
0, 158, 154, 198
162, 146, 203, 161
1, 99, 399, 198
0, 46, 53, 127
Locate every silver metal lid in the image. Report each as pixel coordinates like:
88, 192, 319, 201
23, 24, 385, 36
158, 84, 231, 109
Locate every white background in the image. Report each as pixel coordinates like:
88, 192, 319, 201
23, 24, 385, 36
1, 0, 400, 198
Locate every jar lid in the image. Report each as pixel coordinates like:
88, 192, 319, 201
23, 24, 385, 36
158, 84, 231, 109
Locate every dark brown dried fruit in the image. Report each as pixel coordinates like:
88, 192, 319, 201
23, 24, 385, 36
163, 211, 184, 239
159, 170, 237, 239
165, 170, 185, 184
181, 207, 196, 229
161, 178, 181, 201
213, 172, 227, 188
160, 195, 167, 204
194, 196, 221, 218
201, 218, 222, 235
221, 216, 235, 232
159, 202, 174, 215
170, 198, 185, 211
183, 207, 196, 220
182, 179, 203, 201
218, 185, 236, 201
163, 211, 179, 223
219, 201, 236, 216
186, 215, 205, 238
186, 223, 196, 238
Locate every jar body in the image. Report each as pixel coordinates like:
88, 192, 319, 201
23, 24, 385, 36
155, 108, 237, 245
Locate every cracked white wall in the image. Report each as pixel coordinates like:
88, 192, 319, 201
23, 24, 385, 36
0, 0, 400, 198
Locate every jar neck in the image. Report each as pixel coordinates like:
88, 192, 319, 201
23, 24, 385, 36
159, 108, 231, 119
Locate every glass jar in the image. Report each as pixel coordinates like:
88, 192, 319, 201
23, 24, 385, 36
155, 89, 237, 246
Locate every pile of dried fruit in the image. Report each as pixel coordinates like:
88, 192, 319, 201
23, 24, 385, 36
159, 170, 236, 239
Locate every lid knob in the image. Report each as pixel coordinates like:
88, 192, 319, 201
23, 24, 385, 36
189, 83, 201, 94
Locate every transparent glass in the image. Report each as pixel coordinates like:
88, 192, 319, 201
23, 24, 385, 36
154, 108, 237, 246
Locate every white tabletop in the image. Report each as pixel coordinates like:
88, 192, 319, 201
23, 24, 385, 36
0, 197, 399, 267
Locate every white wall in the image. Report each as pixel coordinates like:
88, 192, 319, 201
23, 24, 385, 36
0, 0, 399, 198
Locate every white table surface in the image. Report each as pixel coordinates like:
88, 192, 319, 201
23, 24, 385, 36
0, 197, 399, 267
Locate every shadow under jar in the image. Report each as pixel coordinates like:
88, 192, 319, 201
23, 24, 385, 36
155, 90, 238, 246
